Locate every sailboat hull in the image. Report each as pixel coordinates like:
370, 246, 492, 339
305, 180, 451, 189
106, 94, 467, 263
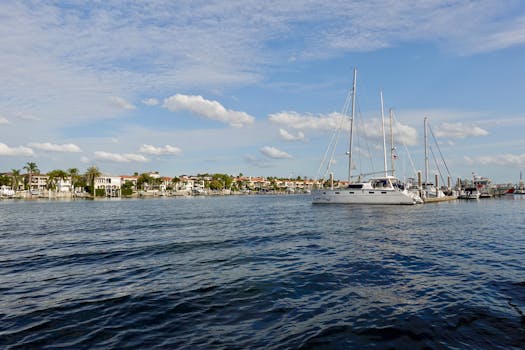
311, 188, 420, 205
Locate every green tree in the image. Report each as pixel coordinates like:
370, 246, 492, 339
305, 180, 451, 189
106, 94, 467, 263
137, 173, 153, 190
0, 174, 12, 187
121, 181, 134, 196
85, 166, 101, 197
68, 168, 79, 195
208, 179, 223, 191
47, 169, 68, 191
11, 169, 21, 191
23, 162, 39, 194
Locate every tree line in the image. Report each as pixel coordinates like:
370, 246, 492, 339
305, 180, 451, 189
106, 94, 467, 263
1, 163, 313, 194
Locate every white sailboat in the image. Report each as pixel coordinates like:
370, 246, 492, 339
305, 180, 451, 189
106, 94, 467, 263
420, 117, 457, 202
312, 68, 422, 205
515, 171, 525, 194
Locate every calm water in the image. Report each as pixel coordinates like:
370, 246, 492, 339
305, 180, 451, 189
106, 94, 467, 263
1, 195, 525, 349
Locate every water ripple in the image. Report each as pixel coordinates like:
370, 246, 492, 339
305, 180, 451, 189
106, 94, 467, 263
1, 196, 525, 349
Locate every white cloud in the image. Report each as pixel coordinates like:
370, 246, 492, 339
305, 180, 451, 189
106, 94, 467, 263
142, 98, 159, 106
28, 142, 81, 153
260, 146, 292, 159
0, 2, 521, 127
109, 96, 136, 110
94, 151, 149, 163
0, 143, 34, 156
362, 120, 418, 146
164, 94, 255, 127
279, 128, 305, 141
269, 111, 346, 131
139, 144, 182, 155
465, 16, 525, 54
269, 111, 418, 145
0, 117, 9, 125
434, 123, 489, 139
80, 156, 90, 163
464, 154, 525, 168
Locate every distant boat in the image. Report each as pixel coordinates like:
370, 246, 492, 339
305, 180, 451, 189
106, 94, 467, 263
515, 171, 525, 194
458, 187, 480, 200
311, 68, 422, 205
420, 117, 457, 202
473, 174, 495, 198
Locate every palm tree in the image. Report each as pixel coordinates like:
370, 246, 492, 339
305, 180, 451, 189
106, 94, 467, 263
47, 169, 68, 192
23, 162, 39, 195
68, 168, 79, 197
85, 166, 101, 198
11, 169, 21, 191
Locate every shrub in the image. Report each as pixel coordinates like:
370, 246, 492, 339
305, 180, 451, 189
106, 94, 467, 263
122, 188, 133, 196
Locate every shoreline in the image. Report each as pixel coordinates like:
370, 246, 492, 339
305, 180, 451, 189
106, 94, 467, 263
0, 190, 310, 201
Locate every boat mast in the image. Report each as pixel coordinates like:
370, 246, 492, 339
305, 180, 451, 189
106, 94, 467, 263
424, 116, 429, 191
380, 90, 388, 177
348, 68, 357, 182
389, 108, 395, 177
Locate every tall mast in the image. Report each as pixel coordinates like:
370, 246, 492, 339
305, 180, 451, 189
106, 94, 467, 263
348, 68, 357, 182
380, 90, 388, 177
424, 116, 429, 191
389, 108, 395, 177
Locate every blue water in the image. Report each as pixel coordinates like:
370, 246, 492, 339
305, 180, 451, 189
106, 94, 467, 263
1, 195, 525, 349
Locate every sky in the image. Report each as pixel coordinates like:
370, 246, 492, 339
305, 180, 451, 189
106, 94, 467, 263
2, 1, 525, 184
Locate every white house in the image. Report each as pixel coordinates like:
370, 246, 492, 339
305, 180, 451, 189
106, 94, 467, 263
95, 175, 122, 197
56, 178, 72, 192
30, 174, 49, 192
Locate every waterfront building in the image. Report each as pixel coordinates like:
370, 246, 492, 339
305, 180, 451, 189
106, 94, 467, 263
95, 175, 121, 197
120, 175, 138, 190
29, 174, 49, 192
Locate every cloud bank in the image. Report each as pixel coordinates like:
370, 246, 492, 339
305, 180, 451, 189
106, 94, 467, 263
260, 146, 292, 159
28, 142, 82, 153
139, 144, 182, 155
94, 151, 149, 163
109, 96, 136, 110
269, 111, 346, 131
269, 111, 418, 145
142, 98, 159, 106
164, 94, 255, 128
434, 123, 489, 139
0, 143, 34, 157
279, 128, 305, 141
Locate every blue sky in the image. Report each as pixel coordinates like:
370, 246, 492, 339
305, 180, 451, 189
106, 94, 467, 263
2, 1, 525, 184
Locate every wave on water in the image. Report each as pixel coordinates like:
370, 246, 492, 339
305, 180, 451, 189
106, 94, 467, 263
1, 196, 525, 349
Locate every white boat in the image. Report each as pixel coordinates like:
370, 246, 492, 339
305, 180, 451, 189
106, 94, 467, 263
312, 68, 422, 205
458, 187, 481, 200
420, 117, 457, 202
472, 174, 495, 198
514, 171, 525, 194
312, 176, 421, 204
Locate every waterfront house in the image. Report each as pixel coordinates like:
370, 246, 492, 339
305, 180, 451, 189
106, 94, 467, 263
95, 175, 121, 197
30, 174, 49, 192
174, 176, 194, 193
120, 175, 138, 190
56, 178, 72, 192
160, 177, 172, 192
